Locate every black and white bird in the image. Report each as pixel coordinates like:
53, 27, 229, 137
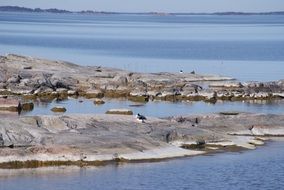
136, 113, 147, 123
179, 70, 183, 74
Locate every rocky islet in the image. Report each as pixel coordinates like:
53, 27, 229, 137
0, 54, 284, 168
1, 54, 284, 104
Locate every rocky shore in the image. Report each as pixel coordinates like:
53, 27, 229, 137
1, 54, 284, 169
0, 112, 284, 168
1, 54, 284, 105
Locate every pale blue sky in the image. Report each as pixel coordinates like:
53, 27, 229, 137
1, 0, 284, 13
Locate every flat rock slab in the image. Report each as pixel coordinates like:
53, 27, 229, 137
0, 113, 284, 167
51, 106, 67, 112
106, 109, 133, 115
0, 98, 20, 112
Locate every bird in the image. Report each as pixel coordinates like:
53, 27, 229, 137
179, 70, 183, 74
136, 113, 147, 123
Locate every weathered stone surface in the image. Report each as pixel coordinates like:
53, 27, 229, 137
67, 90, 77, 96
0, 98, 21, 112
7, 75, 20, 84
0, 113, 283, 167
113, 75, 128, 86
251, 125, 284, 136
1, 54, 284, 104
209, 82, 243, 88
56, 88, 68, 94
84, 90, 104, 99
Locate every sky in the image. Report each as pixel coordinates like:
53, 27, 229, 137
1, 0, 284, 13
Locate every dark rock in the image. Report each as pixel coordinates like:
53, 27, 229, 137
128, 104, 145, 107
220, 111, 240, 115
21, 102, 34, 111
0, 134, 4, 147
176, 116, 186, 123
23, 66, 32, 70
196, 139, 206, 146
50, 78, 72, 89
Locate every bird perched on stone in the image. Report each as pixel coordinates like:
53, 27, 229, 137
136, 113, 147, 123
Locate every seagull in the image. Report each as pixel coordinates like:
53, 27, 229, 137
136, 113, 147, 123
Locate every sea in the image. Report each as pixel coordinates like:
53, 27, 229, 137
1, 141, 284, 190
0, 12, 284, 190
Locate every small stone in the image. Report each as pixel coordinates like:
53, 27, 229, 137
85, 90, 104, 99
219, 111, 239, 115
106, 109, 133, 115
51, 106, 66, 113
23, 66, 32, 70
128, 104, 145, 107
21, 102, 34, 111
93, 98, 105, 105
67, 90, 77, 96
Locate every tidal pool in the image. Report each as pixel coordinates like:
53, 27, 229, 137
21, 98, 284, 117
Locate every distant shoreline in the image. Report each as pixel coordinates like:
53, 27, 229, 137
0, 6, 284, 16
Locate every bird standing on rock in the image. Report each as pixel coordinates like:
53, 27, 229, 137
136, 113, 147, 123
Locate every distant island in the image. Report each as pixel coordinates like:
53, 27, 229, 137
0, 6, 116, 14
0, 6, 284, 15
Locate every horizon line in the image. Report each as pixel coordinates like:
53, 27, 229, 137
0, 5, 284, 15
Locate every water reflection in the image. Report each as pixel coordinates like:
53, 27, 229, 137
1, 141, 284, 190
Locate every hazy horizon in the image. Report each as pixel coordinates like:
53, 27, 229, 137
0, 0, 284, 13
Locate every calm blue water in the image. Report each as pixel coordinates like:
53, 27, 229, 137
1, 141, 284, 190
21, 98, 284, 117
1, 12, 284, 189
0, 12, 284, 81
